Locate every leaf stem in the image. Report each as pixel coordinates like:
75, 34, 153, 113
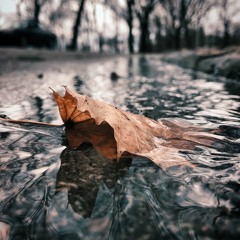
0, 117, 63, 127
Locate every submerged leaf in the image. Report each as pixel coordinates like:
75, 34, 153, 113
53, 87, 223, 169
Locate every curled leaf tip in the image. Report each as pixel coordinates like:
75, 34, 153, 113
49, 87, 55, 93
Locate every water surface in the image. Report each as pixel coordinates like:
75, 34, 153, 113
0, 54, 240, 239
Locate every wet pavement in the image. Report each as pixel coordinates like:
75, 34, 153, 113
0, 49, 240, 240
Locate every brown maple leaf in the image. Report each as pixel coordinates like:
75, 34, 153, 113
52, 87, 223, 169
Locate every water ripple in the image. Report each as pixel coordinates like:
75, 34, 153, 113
0, 55, 240, 239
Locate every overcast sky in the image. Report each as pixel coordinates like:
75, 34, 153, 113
0, 0, 16, 13
0, 0, 239, 34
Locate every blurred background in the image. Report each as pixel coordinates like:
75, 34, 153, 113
0, 0, 240, 53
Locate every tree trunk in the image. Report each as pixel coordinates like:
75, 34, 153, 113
174, 27, 181, 50
34, 0, 41, 26
222, 20, 230, 48
114, 13, 119, 53
177, 0, 186, 49
139, 13, 151, 53
68, 0, 85, 51
184, 26, 190, 48
127, 0, 134, 54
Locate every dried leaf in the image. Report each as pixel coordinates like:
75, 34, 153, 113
53, 87, 223, 169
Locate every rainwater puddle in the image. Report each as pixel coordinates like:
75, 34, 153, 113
0, 55, 240, 239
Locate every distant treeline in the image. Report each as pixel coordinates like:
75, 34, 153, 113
2, 0, 240, 53
153, 26, 240, 52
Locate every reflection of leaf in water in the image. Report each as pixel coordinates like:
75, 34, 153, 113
1, 122, 240, 239
56, 143, 131, 218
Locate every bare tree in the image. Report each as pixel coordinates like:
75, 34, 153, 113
190, 0, 215, 48
105, 0, 135, 53
160, 0, 192, 49
16, 0, 49, 25
159, 0, 180, 49
127, 0, 135, 53
159, 0, 214, 49
135, 0, 157, 53
68, 0, 86, 50
217, 0, 240, 48
34, 0, 45, 25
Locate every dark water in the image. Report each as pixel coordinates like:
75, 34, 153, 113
0, 55, 240, 240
